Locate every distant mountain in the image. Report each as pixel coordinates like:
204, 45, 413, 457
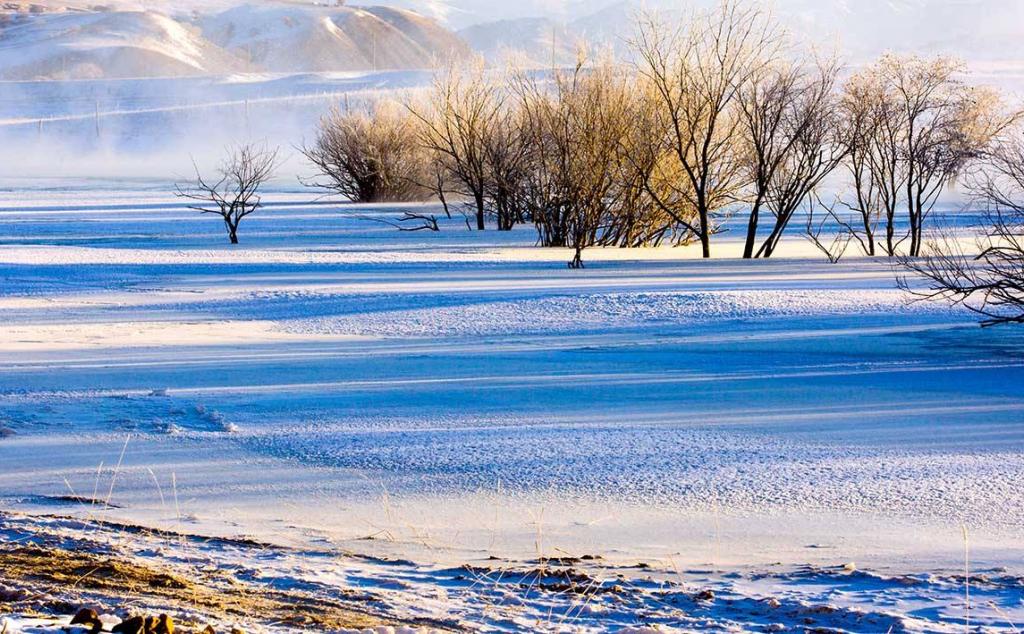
0, 9, 246, 80
0, 2, 470, 80
442, 0, 1024, 69
359, 0, 602, 30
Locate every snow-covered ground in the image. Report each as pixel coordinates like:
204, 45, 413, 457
1, 181, 1023, 632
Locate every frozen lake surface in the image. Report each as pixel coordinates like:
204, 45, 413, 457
1, 181, 1023, 631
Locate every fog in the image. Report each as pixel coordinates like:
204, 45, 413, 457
2, 0, 1022, 182
0, 72, 431, 181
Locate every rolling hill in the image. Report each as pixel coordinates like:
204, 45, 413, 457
0, 2, 470, 80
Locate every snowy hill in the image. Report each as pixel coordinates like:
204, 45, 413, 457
2, 0, 1022, 80
0, 2, 470, 80
0, 9, 246, 79
458, 2, 631, 67
200, 4, 469, 73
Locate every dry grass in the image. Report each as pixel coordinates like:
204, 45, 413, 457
0, 541, 391, 631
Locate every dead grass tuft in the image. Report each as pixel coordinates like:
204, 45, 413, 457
0, 544, 388, 631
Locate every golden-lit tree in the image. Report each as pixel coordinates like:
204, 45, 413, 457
515, 55, 635, 267
632, 1, 782, 258
301, 99, 429, 203
841, 54, 1006, 256
410, 61, 503, 231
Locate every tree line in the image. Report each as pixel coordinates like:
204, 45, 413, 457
281, 2, 1015, 267
175, 1, 1024, 325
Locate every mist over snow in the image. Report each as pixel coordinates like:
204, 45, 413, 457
447, 0, 1024, 68
0, 0, 1021, 178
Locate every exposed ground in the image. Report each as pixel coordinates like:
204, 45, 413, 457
1, 537, 383, 632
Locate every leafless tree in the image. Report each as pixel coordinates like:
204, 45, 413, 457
841, 55, 1004, 257
900, 128, 1024, 326
482, 101, 532, 230
804, 196, 852, 264
737, 61, 804, 258
176, 143, 280, 244
368, 210, 441, 232
887, 56, 1002, 256
738, 58, 843, 258
632, 1, 782, 258
755, 61, 845, 258
301, 100, 429, 203
831, 74, 887, 256
410, 61, 503, 231
603, 86, 692, 248
516, 56, 633, 268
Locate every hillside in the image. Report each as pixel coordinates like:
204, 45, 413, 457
200, 4, 469, 73
0, 9, 245, 79
0, 2, 470, 80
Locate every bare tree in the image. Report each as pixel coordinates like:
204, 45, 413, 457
738, 58, 843, 258
755, 60, 845, 258
841, 55, 1004, 257
900, 128, 1024, 326
737, 61, 803, 258
410, 61, 502, 231
368, 210, 441, 232
832, 73, 887, 256
482, 101, 532, 230
176, 143, 279, 244
887, 56, 1001, 256
633, 1, 782, 258
604, 85, 694, 248
301, 100, 429, 203
516, 56, 633, 268
804, 197, 852, 264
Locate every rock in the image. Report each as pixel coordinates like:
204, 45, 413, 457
230, 628, 245, 634
694, 589, 715, 602
112, 616, 146, 634
69, 608, 104, 634
154, 615, 174, 634
198, 627, 215, 634
70, 609, 100, 625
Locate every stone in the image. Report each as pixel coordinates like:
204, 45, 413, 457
154, 615, 174, 634
70, 609, 100, 626
112, 616, 146, 634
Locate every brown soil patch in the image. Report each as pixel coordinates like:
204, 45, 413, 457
0, 544, 385, 631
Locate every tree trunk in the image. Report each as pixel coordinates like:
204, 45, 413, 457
742, 204, 760, 259
226, 220, 239, 245
886, 212, 895, 256
568, 246, 584, 269
474, 192, 485, 231
909, 201, 922, 257
862, 215, 875, 256
699, 207, 711, 259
